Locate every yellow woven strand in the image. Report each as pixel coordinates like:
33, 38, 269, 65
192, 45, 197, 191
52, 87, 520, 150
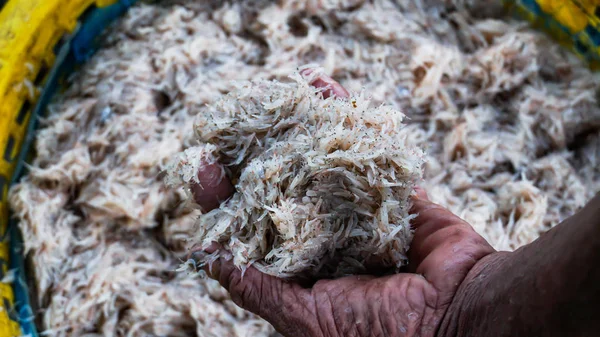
0, 1, 119, 335
507, 0, 600, 69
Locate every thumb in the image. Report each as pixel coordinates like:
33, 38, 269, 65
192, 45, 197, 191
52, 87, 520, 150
191, 162, 235, 212
190, 245, 316, 336
413, 186, 429, 201
407, 189, 495, 275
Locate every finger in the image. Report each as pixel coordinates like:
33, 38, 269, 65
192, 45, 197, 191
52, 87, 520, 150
414, 227, 493, 295
191, 162, 235, 212
408, 197, 481, 269
192, 246, 317, 335
301, 69, 350, 99
409, 197, 468, 237
407, 197, 495, 293
413, 186, 429, 201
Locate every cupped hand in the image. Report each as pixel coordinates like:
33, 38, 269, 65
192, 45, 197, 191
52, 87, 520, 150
192, 188, 495, 337
189, 74, 497, 337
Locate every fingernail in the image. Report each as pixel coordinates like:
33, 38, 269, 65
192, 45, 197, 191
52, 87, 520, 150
188, 249, 206, 262
311, 76, 344, 99
414, 186, 429, 200
188, 245, 210, 268
300, 68, 314, 77
187, 242, 221, 260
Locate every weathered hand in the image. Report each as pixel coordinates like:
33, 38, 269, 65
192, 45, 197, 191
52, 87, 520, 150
192, 188, 495, 337
189, 73, 496, 336
188, 72, 600, 337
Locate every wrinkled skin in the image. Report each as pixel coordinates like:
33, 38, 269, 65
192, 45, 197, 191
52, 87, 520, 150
189, 74, 496, 336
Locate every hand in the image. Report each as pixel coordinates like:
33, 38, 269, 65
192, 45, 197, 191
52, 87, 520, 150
192, 188, 495, 337
189, 72, 600, 337
188, 72, 496, 336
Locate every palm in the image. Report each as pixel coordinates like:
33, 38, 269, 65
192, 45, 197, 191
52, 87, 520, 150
296, 197, 494, 337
